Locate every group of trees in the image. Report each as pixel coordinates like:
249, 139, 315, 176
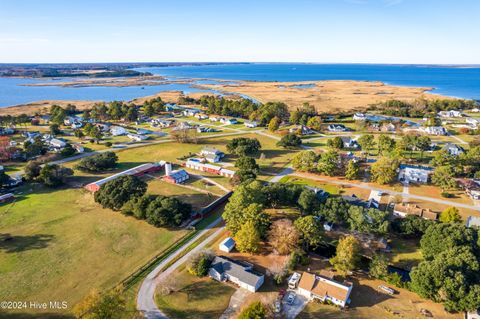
186, 250, 214, 277
277, 133, 302, 149
289, 102, 320, 128
142, 97, 166, 117
370, 98, 478, 118
410, 223, 480, 311
291, 150, 345, 177
232, 156, 260, 185
94, 175, 192, 227
24, 161, 73, 187
85, 101, 138, 122
75, 151, 118, 172
226, 137, 261, 156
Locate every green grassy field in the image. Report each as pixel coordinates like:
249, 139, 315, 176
278, 175, 340, 194
155, 270, 235, 319
0, 184, 188, 315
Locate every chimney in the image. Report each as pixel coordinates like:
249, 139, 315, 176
165, 163, 172, 176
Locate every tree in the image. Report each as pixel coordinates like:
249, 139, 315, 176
432, 165, 457, 191
238, 301, 267, 319
391, 215, 433, 238
49, 123, 61, 135
235, 156, 260, 174
224, 201, 270, 237
121, 194, 155, 219
170, 128, 198, 144
73, 289, 125, 319
38, 164, 73, 187
346, 206, 390, 235
187, 250, 214, 277
277, 133, 302, 149
145, 196, 192, 227
358, 134, 376, 156
94, 175, 147, 210
268, 116, 281, 132
378, 135, 395, 156
294, 216, 324, 249
440, 207, 462, 223
430, 149, 456, 167
297, 189, 319, 214
268, 219, 300, 255
370, 157, 399, 185
330, 235, 361, 275
291, 150, 318, 172
24, 136, 47, 157
369, 254, 389, 279
317, 197, 349, 224
415, 135, 432, 161
236, 220, 262, 253
345, 160, 360, 180
24, 160, 41, 181
227, 138, 261, 156
50, 105, 66, 125
306, 116, 322, 131
326, 137, 343, 150
60, 143, 76, 157
75, 152, 118, 172
317, 150, 340, 176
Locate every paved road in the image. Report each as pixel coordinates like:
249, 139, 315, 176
137, 217, 225, 319
269, 167, 293, 183
293, 172, 480, 211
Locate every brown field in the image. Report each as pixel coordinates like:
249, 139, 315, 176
197, 80, 451, 113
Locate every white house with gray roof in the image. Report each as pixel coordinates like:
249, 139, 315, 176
208, 256, 264, 292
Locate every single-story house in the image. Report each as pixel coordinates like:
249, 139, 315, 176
423, 126, 447, 136
381, 123, 396, 133
182, 108, 201, 117
327, 124, 347, 132
341, 137, 359, 149
438, 110, 463, 118
194, 113, 209, 120
398, 164, 433, 184
127, 133, 149, 142
151, 119, 174, 128
137, 128, 152, 135
289, 125, 315, 135
197, 126, 217, 133
244, 121, 258, 128
353, 113, 366, 121
209, 116, 220, 122
219, 237, 236, 253
443, 143, 464, 156
49, 138, 67, 149
164, 169, 189, 184
471, 108, 480, 113
110, 126, 128, 136
208, 256, 264, 292
393, 203, 438, 220
220, 118, 238, 125
297, 272, 353, 308
72, 144, 84, 153
458, 179, 480, 200
466, 216, 480, 228
200, 147, 224, 163
466, 118, 480, 127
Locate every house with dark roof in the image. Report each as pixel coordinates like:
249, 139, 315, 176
340, 137, 359, 149
208, 256, 264, 292
297, 272, 353, 308
443, 143, 464, 156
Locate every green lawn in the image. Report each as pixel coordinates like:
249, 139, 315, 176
0, 183, 188, 315
388, 237, 422, 269
278, 175, 340, 194
155, 270, 235, 319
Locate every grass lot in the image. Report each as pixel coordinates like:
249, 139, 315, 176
155, 270, 235, 319
278, 175, 340, 194
0, 184, 187, 315
388, 237, 422, 270
147, 178, 218, 210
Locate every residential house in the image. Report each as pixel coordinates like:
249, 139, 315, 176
71, 121, 83, 129
197, 126, 217, 133
219, 237, 236, 253
289, 125, 315, 135
173, 122, 194, 130
137, 128, 152, 135
220, 118, 238, 125
393, 203, 438, 220
438, 110, 463, 118
72, 144, 84, 153
381, 123, 396, 133
110, 126, 128, 136
200, 147, 224, 163
466, 216, 480, 228
0, 127, 15, 135
443, 143, 464, 156
0, 193, 14, 203
398, 164, 433, 184
297, 272, 353, 308
182, 108, 201, 117
49, 138, 67, 149
458, 179, 480, 200
95, 123, 111, 132
340, 137, 359, 149
127, 133, 149, 142
466, 117, 480, 127
327, 124, 347, 132
244, 121, 258, 128
209, 116, 220, 122
208, 256, 264, 292
353, 113, 367, 121
194, 113, 209, 120
471, 108, 480, 113
423, 126, 447, 136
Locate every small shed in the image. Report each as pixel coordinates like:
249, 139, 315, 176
219, 237, 235, 253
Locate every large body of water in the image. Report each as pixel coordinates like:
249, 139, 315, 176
0, 63, 479, 108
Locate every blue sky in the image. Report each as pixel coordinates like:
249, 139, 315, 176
0, 0, 479, 64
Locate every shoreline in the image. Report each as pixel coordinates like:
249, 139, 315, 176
0, 78, 458, 116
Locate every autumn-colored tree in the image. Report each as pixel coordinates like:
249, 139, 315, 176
268, 219, 300, 255
236, 220, 262, 253
330, 235, 361, 275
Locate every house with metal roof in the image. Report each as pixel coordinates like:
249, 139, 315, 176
208, 256, 264, 292
398, 164, 433, 184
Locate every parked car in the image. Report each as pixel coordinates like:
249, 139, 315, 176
286, 292, 296, 305
378, 285, 395, 295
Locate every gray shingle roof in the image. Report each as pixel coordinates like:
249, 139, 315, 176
210, 256, 263, 287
